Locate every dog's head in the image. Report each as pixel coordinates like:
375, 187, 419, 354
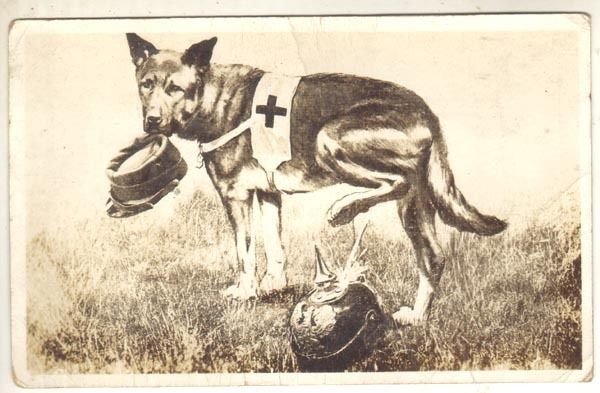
126, 33, 217, 136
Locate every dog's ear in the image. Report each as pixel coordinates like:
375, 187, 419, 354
126, 33, 158, 67
181, 37, 217, 69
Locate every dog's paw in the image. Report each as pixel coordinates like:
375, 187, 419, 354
327, 202, 364, 227
221, 281, 257, 300
392, 306, 426, 327
259, 271, 288, 294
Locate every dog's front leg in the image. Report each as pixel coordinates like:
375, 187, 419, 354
257, 190, 287, 294
221, 194, 258, 300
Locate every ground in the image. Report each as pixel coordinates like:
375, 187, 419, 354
25, 187, 581, 373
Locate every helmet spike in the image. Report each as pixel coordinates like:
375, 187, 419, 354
347, 221, 369, 268
314, 245, 336, 287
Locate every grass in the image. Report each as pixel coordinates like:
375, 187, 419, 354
25, 189, 581, 374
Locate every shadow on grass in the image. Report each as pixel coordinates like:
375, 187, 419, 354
258, 284, 309, 305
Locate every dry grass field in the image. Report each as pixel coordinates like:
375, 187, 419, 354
25, 186, 581, 374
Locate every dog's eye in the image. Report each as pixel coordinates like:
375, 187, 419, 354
166, 84, 184, 96
140, 79, 153, 90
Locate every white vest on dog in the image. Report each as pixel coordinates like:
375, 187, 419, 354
198, 73, 301, 174
250, 73, 301, 171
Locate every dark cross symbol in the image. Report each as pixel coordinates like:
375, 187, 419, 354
255, 95, 287, 128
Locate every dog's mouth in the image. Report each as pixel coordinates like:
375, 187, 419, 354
144, 122, 175, 137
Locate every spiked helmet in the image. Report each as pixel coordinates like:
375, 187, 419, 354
289, 224, 385, 371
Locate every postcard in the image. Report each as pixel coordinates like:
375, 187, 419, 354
8, 14, 591, 386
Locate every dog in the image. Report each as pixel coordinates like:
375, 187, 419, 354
125, 33, 506, 325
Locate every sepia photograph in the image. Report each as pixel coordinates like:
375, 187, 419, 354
8, 14, 591, 386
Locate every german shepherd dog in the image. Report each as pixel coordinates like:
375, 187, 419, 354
126, 34, 506, 325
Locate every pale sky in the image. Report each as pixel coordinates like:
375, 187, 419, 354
11, 16, 587, 236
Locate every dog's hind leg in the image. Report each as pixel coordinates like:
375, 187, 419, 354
315, 111, 431, 227
327, 178, 410, 227
220, 194, 258, 300
257, 190, 288, 294
393, 190, 445, 326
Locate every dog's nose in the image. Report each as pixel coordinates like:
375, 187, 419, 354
147, 115, 161, 126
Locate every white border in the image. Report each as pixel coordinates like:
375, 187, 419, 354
8, 14, 593, 387
5, 14, 588, 34
1, 1, 598, 392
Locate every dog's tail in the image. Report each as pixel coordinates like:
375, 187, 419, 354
426, 127, 507, 236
